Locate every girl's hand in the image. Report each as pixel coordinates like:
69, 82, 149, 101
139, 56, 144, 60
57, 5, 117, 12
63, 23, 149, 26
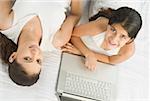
85, 52, 97, 71
61, 43, 82, 55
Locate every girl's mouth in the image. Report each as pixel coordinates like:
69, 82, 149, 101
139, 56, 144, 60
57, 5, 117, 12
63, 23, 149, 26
108, 40, 117, 47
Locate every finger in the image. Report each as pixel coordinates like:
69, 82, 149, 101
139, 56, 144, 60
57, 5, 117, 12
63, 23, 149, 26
89, 65, 94, 71
88, 63, 96, 71
61, 48, 68, 52
88, 65, 93, 71
66, 43, 74, 48
85, 62, 89, 69
91, 66, 96, 71
62, 48, 75, 54
63, 45, 73, 49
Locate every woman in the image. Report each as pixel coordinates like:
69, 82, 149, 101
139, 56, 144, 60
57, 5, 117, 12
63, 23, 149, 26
63, 7, 142, 71
0, 0, 81, 86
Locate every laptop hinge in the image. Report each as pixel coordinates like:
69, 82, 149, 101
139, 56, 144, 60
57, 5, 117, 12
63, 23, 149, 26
62, 93, 96, 101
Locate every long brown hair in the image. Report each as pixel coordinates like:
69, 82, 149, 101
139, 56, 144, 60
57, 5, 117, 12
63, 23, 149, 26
89, 7, 142, 40
0, 32, 40, 86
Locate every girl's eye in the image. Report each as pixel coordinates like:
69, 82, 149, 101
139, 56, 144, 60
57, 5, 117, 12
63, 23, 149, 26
121, 35, 127, 39
110, 27, 116, 33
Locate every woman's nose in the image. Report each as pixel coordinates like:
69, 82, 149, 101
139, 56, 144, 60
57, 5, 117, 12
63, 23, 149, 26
31, 48, 40, 56
30, 52, 38, 62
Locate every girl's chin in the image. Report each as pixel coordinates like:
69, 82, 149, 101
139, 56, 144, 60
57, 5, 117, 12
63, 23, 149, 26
107, 45, 118, 50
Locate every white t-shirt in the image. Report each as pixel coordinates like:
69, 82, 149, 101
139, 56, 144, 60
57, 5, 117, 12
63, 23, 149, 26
0, 14, 37, 44
1, 0, 71, 51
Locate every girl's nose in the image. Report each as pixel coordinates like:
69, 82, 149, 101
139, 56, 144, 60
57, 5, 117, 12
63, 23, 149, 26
112, 34, 119, 43
111, 35, 119, 44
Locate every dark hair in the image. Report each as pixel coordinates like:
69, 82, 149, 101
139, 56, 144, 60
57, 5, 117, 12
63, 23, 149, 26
8, 61, 40, 86
89, 7, 142, 39
10, 0, 16, 8
0, 32, 40, 86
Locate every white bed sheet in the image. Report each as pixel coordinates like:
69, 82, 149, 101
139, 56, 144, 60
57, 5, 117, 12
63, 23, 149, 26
115, 2, 149, 100
0, 0, 149, 101
0, 51, 61, 101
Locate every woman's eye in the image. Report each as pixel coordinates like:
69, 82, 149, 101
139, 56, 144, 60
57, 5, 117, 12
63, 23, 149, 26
37, 59, 42, 65
24, 57, 31, 61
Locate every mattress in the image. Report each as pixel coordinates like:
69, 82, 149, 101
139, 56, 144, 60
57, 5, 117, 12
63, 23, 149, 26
0, 0, 149, 101
0, 51, 61, 101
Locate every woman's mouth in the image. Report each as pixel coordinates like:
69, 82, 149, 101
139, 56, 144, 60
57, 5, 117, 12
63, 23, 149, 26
29, 45, 40, 50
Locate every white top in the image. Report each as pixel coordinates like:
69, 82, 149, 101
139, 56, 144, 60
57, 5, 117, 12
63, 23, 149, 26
81, 32, 120, 56
0, 14, 37, 44
1, 0, 71, 51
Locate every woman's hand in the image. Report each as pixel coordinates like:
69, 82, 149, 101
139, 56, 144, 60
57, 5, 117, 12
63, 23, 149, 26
85, 52, 97, 71
62, 43, 82, 55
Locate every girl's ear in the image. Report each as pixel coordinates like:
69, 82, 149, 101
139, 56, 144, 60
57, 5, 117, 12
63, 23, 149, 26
9, 52, 17, 63
126, 38, 134, 44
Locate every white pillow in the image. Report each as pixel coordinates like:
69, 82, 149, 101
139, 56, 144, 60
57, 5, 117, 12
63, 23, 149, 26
89, 0, 145, 18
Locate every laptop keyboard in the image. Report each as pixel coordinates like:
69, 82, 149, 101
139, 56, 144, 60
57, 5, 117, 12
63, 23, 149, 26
64, 72, 112, 101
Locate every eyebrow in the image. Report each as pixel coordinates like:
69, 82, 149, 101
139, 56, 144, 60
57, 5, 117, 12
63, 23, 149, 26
112, 25, 128, 36
111, 26, 116, 32
22, 62, 42, 66
23, 60, 42, 66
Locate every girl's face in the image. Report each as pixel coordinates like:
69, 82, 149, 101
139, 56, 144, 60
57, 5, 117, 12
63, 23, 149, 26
9, 41, 43, 75
104, 23, 131, 50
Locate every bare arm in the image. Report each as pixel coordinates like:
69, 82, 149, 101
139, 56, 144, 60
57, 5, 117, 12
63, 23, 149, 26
0, 0, 15, 30
71, 36, 98, 71
71, 35, 135, 70
60, 0, 82, 33
71, 17, 108, 57
95, 42, 135, 64
70, 20, 135, 69
52, 0, 82, 48
72, 17, 108, 37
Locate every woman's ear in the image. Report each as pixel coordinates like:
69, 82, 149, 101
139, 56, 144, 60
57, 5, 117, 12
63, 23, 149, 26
9, 52, 17, 63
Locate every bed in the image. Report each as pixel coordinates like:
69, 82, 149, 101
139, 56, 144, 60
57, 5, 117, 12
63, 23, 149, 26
0, 0, 149, 101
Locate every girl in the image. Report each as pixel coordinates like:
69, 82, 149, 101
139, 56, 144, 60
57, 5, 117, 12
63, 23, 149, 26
63, 7, 142, 71
0, 0, 81, 86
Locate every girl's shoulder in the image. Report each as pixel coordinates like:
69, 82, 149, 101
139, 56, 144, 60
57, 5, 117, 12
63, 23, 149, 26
96, 17, 109, 29
72, 17, 108, 37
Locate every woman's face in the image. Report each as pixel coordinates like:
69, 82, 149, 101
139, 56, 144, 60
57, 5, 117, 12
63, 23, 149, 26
104, 23, 131, 50
0, 1, 11, 11
9, 41, 43, 75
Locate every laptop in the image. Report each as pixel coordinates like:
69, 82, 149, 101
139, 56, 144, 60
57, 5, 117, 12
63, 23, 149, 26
56, 53, 118, 101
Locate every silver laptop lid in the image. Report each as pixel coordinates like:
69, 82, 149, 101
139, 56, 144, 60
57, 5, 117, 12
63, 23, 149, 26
56, 53, 118, 101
